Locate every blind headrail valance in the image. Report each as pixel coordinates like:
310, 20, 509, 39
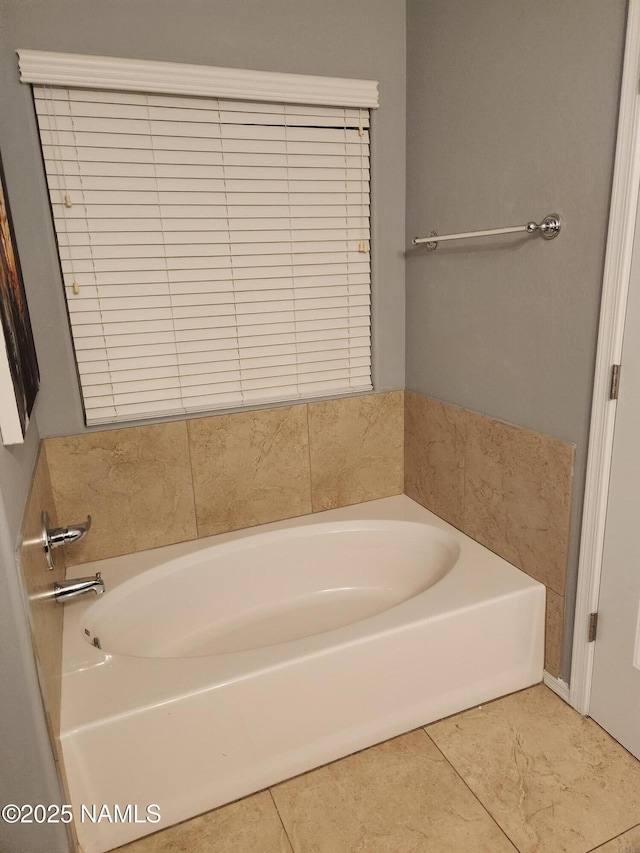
17, 50, 379, 109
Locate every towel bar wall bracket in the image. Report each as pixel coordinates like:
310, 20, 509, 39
413, 213, 562, 250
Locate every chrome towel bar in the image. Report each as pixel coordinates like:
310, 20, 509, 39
412, 213, 561, 250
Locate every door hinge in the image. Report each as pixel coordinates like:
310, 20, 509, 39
588, 612, 599, 643
610, 364, 621, 400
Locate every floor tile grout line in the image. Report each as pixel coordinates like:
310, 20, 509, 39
184, 418, 201, 537
269, 788, 297, 853
420, 726, 521, 852
586, 821, 640, 852
304, 402, 314, 513
461, 406, 468, 532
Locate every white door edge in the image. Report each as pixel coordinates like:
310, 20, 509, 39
570, 0, 640, 714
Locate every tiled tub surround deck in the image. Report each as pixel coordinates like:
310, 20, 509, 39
32, 388, 573, 702
61, 495, 543, 853
404, 391, 575, 676
113, 685, 640, 853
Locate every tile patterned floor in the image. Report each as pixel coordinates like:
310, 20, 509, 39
114, 685, 640, 853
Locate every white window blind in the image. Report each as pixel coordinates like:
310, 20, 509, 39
33, 86, 372, 424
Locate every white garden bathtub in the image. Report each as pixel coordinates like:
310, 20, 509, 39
61, 495, 545, 853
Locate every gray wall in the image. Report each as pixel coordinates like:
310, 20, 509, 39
406, 0, 628, 680
0, 415, 69, 853
0, 2, 404, 839
0, 0, 406, 438
0, 416, 39, 539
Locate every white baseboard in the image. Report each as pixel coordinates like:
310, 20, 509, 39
543, 670, 570, 704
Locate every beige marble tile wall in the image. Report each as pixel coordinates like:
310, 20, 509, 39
44, 391, 404, 567
404, 391, 574, 677
39, 388, 569, 673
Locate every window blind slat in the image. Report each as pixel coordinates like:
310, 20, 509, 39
35, 86, 372, 424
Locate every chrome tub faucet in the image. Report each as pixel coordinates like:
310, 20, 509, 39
54, 572, 104, 604
40, 510, 105, 603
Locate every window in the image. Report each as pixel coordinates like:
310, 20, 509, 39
20, 52, 377, 425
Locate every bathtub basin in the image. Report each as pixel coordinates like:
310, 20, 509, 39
83, 520, 459, 658
61, 495, 545, 853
